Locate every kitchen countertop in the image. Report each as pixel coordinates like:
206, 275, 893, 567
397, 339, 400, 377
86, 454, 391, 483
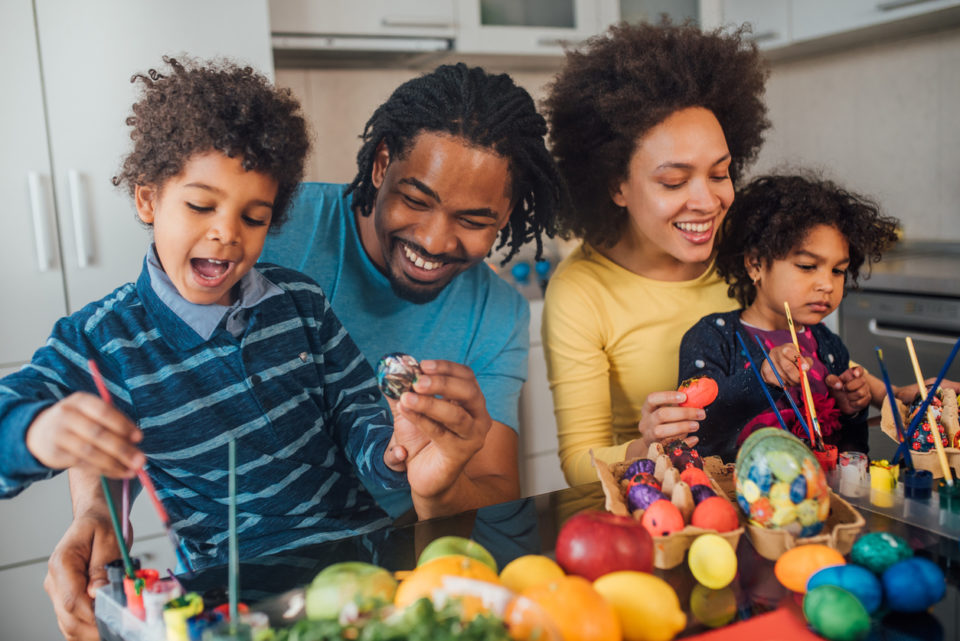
858, 241, 960, 297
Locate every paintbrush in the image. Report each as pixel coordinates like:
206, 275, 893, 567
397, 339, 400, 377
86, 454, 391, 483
783, 302, 824, 449
735, 330, 791, 433
753, 334, 817, 448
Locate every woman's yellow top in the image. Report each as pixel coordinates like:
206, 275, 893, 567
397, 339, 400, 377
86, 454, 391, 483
541, 243, 737, 487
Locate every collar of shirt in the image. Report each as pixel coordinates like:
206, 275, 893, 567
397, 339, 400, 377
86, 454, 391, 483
145, 245, 283, 340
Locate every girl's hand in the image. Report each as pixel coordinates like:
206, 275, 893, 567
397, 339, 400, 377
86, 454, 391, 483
626, 390, 703, 458
826, 366, 872, 415
761, 343, 812, 388
25, 393, 144, 478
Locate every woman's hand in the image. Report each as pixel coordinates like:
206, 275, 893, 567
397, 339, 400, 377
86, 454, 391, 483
760, 343, 812, 388
626, 390, 703, 458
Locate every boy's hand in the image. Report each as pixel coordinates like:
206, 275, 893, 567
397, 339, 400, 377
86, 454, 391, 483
826, 366, 872, 415
894, 377, 960, 405
391, 360, 492, 499
26, 392, 144, 478
761, 343, 811, 388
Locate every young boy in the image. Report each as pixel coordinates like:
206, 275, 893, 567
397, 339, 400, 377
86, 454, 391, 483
0, 57, 409, 570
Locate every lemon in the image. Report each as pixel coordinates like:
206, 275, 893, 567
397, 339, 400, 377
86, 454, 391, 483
688, 534, 737, 590
593, 571, 686, 641
500, 555, 566, 594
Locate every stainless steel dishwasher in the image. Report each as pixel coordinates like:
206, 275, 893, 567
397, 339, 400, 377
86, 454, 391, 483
839, 243, 960, 459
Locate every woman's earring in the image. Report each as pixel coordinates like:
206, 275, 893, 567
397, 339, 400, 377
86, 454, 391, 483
752, 276, 760, 287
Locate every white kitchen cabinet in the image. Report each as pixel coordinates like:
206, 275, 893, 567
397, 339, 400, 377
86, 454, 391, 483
0, 0, 273, 369
269, 0, 456, 37
518, 299, 569, 497
455, 0, 619, 55
719, 0, 791, 49
791, 0, 960, 43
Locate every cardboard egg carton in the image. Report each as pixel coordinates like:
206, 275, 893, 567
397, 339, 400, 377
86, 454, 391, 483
881, 388, 960, 479
593, 443, 744, 569
705, 454, 864, 561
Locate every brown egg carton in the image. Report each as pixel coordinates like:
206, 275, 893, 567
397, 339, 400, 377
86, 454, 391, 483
593, 443, 744, 569
881, 388, 960, 478
704, 453, 865, 561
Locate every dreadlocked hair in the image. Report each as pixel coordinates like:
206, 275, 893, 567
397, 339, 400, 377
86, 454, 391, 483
114, 56, 310, 229
347, 63, 567, 264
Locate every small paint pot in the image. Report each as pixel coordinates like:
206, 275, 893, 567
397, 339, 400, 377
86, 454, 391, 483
163, 592, 204, 641
104, 557, 140, 606
870, 461, 898, 508
814, 444, 838, 473
122, 568, 159, 620
903, 469, 934, 500
937, 479, 960, 514
838, 451, 868, 497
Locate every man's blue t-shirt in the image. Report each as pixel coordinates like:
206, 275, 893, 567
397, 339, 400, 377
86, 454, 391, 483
261, 183, 530, 517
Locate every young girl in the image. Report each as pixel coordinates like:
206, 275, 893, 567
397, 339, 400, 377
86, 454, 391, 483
678, 172, 899, 462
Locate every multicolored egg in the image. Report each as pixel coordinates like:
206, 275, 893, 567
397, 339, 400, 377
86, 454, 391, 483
734, 428, 830, 536
665, 439, 704, 470
625, 472, 661, 492
375, 353, 421, 399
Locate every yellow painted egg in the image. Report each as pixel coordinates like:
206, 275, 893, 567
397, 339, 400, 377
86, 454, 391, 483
688, 534, 738, 590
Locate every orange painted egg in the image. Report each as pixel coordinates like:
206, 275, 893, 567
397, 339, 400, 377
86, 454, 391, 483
774, 544, 846, 593
680, 467, 712, 488
691, 496, 740, 533
641, 499, 686, 537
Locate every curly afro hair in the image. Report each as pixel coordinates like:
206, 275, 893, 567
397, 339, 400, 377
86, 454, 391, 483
113, 56, 310, 229
347, 63, 568, 264
716, 171, 901, 308
544, 20, 770, 248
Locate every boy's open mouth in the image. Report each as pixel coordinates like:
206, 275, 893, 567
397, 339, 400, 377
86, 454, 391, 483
191, 258, 233, 284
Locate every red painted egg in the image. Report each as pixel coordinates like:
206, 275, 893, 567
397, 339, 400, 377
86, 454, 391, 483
681, 467, 711, 488
641, 499, 686, 537
691, 496, 740, 533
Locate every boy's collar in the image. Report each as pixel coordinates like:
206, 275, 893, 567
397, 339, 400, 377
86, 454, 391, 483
145, 245, 282, 341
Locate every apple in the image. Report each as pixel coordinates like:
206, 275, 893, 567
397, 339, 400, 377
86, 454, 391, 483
555, 510, 654, 581
305, 561, 397, 620
417, 535, 498, 573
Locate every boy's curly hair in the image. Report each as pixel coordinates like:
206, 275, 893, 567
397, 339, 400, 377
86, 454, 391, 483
113, 56, 310, 229
347, 63, 568, 264
543, 20, 770, 248
716, 172, 901, 308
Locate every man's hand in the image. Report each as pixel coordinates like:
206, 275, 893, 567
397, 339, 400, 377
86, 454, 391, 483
826, 366, 872, 415
392, 360, 492, 500
44, 510, 121, 641
761, 343, 811, 388
26, 392, 144, 478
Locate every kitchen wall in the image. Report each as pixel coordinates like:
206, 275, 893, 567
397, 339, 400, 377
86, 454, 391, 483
278, 23, 960, 242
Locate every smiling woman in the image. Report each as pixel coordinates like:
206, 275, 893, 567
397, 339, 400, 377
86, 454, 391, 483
540, 20, 772, 487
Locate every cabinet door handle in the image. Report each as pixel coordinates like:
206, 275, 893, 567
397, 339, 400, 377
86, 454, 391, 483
381, 16, 453, 29
68, 169, 93, 268
747, 30, 781, 43
877, 0, 937, 11
27, 171, 55, 272
867, 319, 958, 345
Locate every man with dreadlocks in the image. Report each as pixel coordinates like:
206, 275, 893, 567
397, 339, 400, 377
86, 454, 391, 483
259, 63, 567, 520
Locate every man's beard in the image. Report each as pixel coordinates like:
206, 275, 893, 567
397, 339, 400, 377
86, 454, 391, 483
386, 270, 445, 304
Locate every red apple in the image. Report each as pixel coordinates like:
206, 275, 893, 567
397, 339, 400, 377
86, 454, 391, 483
554, 510, 654, 581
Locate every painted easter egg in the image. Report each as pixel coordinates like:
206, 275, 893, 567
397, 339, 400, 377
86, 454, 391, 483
807, 564, 883, 614
734, 428, 829, 536
664, 439, 704, 470
627, 482, 667, 512
688, 534, 738, 590
882, 557, 946, 612
680, 467, 711, 488
850, 532, 913, 575
690, 496, 739, 532
641, 499, 685, 537
376, 353, 421, 400
677, 376, 719, 409
690, 484, 716, 505
624, 458, 656, 479
626, 472, 661, 492
803, 585, 871, 641
689, 584, 736, 628
774, 544, 845, 593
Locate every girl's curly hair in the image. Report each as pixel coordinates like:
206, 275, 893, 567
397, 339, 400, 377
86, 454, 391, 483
113, 56, 310, 229
543, 20, 770, 247
347, 63, 568, 264
716, 171, 901, 308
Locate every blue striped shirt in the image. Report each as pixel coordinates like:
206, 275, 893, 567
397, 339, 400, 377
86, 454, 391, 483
0, 260, 407, 569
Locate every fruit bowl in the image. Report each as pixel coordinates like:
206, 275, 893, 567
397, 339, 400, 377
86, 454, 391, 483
593, 444, 745, 569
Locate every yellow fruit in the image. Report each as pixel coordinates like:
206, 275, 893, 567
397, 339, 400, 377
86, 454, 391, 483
593, 571, 686, 641
500, 555, 566, 594
687, 534, 738, 590
395, 554, 501, 609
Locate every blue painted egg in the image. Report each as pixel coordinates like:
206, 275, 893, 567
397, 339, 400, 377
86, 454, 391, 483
734, 428, 829, 534
807, 564, 883, 614
882, 557, 946, 612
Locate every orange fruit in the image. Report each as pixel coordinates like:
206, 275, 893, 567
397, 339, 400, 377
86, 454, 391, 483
505, 575, 622, 641
500, 555, 565, 594
394, 554, 501, 610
